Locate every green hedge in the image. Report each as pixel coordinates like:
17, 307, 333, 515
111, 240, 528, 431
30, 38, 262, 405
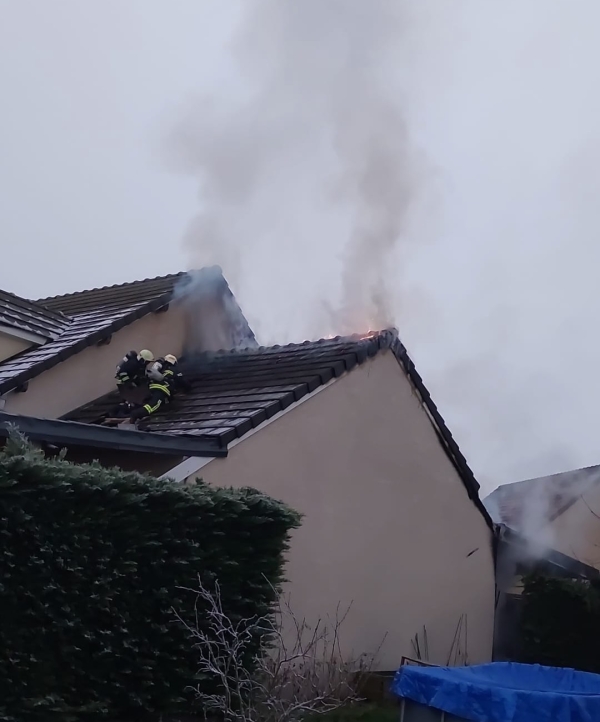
519, 574, 600, 672
0, 434, 301, 721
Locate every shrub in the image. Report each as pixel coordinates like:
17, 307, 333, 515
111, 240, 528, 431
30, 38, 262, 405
0, 433, 300, 721
519, 573, 600, 672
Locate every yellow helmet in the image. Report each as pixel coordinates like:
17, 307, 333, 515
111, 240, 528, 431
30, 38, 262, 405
138, 349, 154, 362
164, 354, 178, 365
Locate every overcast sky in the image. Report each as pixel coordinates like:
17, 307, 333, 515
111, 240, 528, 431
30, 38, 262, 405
2, 1, 600, 494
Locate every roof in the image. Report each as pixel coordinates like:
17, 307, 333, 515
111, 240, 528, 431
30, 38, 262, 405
485, 465, 600, 532
0, 411, 226, 458
37, 272, 185, 316
0, 267, 254, 396
66, 329, 492, 525
0, 289, 70, 341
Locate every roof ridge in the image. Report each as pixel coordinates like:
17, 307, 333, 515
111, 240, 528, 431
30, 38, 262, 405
0, 288, 71, 323
496, 463, 600, 490
183, 328, 398, 361
34, 271, 188, 304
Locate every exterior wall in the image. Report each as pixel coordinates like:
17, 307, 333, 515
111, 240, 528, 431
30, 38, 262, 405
2, 306, 187, 418
0, 330, 33, 363
183, 351, 496, 670
548, 484, 600, 568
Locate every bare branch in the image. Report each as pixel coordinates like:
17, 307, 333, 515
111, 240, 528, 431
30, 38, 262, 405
173, 576, 381, 722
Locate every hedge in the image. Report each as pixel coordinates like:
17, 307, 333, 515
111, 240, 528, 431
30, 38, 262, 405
519, 574, 600, 672
0, 433, 301, 721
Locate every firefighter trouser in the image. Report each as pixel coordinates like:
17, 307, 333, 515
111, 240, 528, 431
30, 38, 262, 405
130, 384, 170, 421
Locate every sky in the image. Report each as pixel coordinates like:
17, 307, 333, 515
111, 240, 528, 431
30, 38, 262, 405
2, 1, 600, 494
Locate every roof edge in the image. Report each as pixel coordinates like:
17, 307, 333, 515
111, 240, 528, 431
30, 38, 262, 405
0, 411, 227, 458
35, 271, 187, 307
0, 293, 173, 396
379, 330, 494, 531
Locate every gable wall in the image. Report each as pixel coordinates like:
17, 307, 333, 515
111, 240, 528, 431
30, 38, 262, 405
1, 305, 187, 418
184, 351, 496, 669
0, 330, 33, 363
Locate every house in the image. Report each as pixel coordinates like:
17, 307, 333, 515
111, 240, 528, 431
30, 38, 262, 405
486, 465, 600, 570
0, 268, 497, 669
493, 522, 600, 661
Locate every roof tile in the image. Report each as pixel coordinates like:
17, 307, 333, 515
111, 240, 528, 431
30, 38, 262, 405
0, 289, 70, 341
36, 272, 186, 316
62, 328, 489, 526
66, 333, 389, 435
0, 268, 255, 395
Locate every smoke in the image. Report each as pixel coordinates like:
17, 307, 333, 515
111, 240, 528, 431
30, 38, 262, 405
486, 466, 600, 560
162, 1, 600, 498
173, 267, 257, 354
165, 0, 437, 342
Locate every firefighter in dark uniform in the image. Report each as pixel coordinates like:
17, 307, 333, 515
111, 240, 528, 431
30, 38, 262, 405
129, 354, 191, 423
115, 349, 154, 396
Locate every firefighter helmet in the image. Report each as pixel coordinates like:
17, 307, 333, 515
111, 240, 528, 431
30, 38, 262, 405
164, 354, 178, 365
138, 349, 154, 362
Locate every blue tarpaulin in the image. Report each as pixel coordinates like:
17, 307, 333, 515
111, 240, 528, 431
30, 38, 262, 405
391, 662, 600, 722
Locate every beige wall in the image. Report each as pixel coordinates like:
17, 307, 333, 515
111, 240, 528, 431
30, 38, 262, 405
548, 484, 600, 568
3, 306, 187, 418
0, 330, 34, 363
184, 351, 496, 670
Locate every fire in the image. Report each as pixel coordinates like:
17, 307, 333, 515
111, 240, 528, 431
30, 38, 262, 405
323, 329, 379, 341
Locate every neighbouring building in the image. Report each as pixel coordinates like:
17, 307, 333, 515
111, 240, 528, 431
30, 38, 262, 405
486, 465, 600, 570
0, 268, 497, 669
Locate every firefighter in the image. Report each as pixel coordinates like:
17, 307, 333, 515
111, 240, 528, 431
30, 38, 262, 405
108, 349, 155, 419
129, 354, 191, 423
115, 349, 154, 393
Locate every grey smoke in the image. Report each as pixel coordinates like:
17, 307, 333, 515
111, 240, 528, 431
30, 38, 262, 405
165, 0, 434, 342
162, 1, 600, 500
174, 267, 258, 354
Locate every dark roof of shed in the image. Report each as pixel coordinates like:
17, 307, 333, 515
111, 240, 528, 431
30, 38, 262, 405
485, 465, 600, 532
0, 267, 252, 396
66, 328, 491, 526
0, 289, 70, 341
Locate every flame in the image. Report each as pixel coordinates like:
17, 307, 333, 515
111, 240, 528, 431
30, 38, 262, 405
323, 329, 379, 341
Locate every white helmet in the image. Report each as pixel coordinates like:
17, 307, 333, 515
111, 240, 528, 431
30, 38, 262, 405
164, 354, 178, 365
138, 349, 154, 362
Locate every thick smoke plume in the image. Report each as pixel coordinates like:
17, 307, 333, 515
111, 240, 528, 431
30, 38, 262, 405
164, 1, 600, 506
165, 0, 434, 343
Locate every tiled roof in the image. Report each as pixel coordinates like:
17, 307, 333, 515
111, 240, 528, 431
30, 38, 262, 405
0, 272, 194, 395
37, 272, 186, 316
485, 465, 600, 531
0, 289, 70, 341
66, 329, 491, 524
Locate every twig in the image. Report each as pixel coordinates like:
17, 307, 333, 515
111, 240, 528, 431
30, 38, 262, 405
173, 575, 380, 722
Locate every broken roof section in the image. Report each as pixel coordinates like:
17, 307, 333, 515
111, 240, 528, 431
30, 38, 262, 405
0, 289, 70, 342
0, 267, 256, 395
67, 328, 489, 522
